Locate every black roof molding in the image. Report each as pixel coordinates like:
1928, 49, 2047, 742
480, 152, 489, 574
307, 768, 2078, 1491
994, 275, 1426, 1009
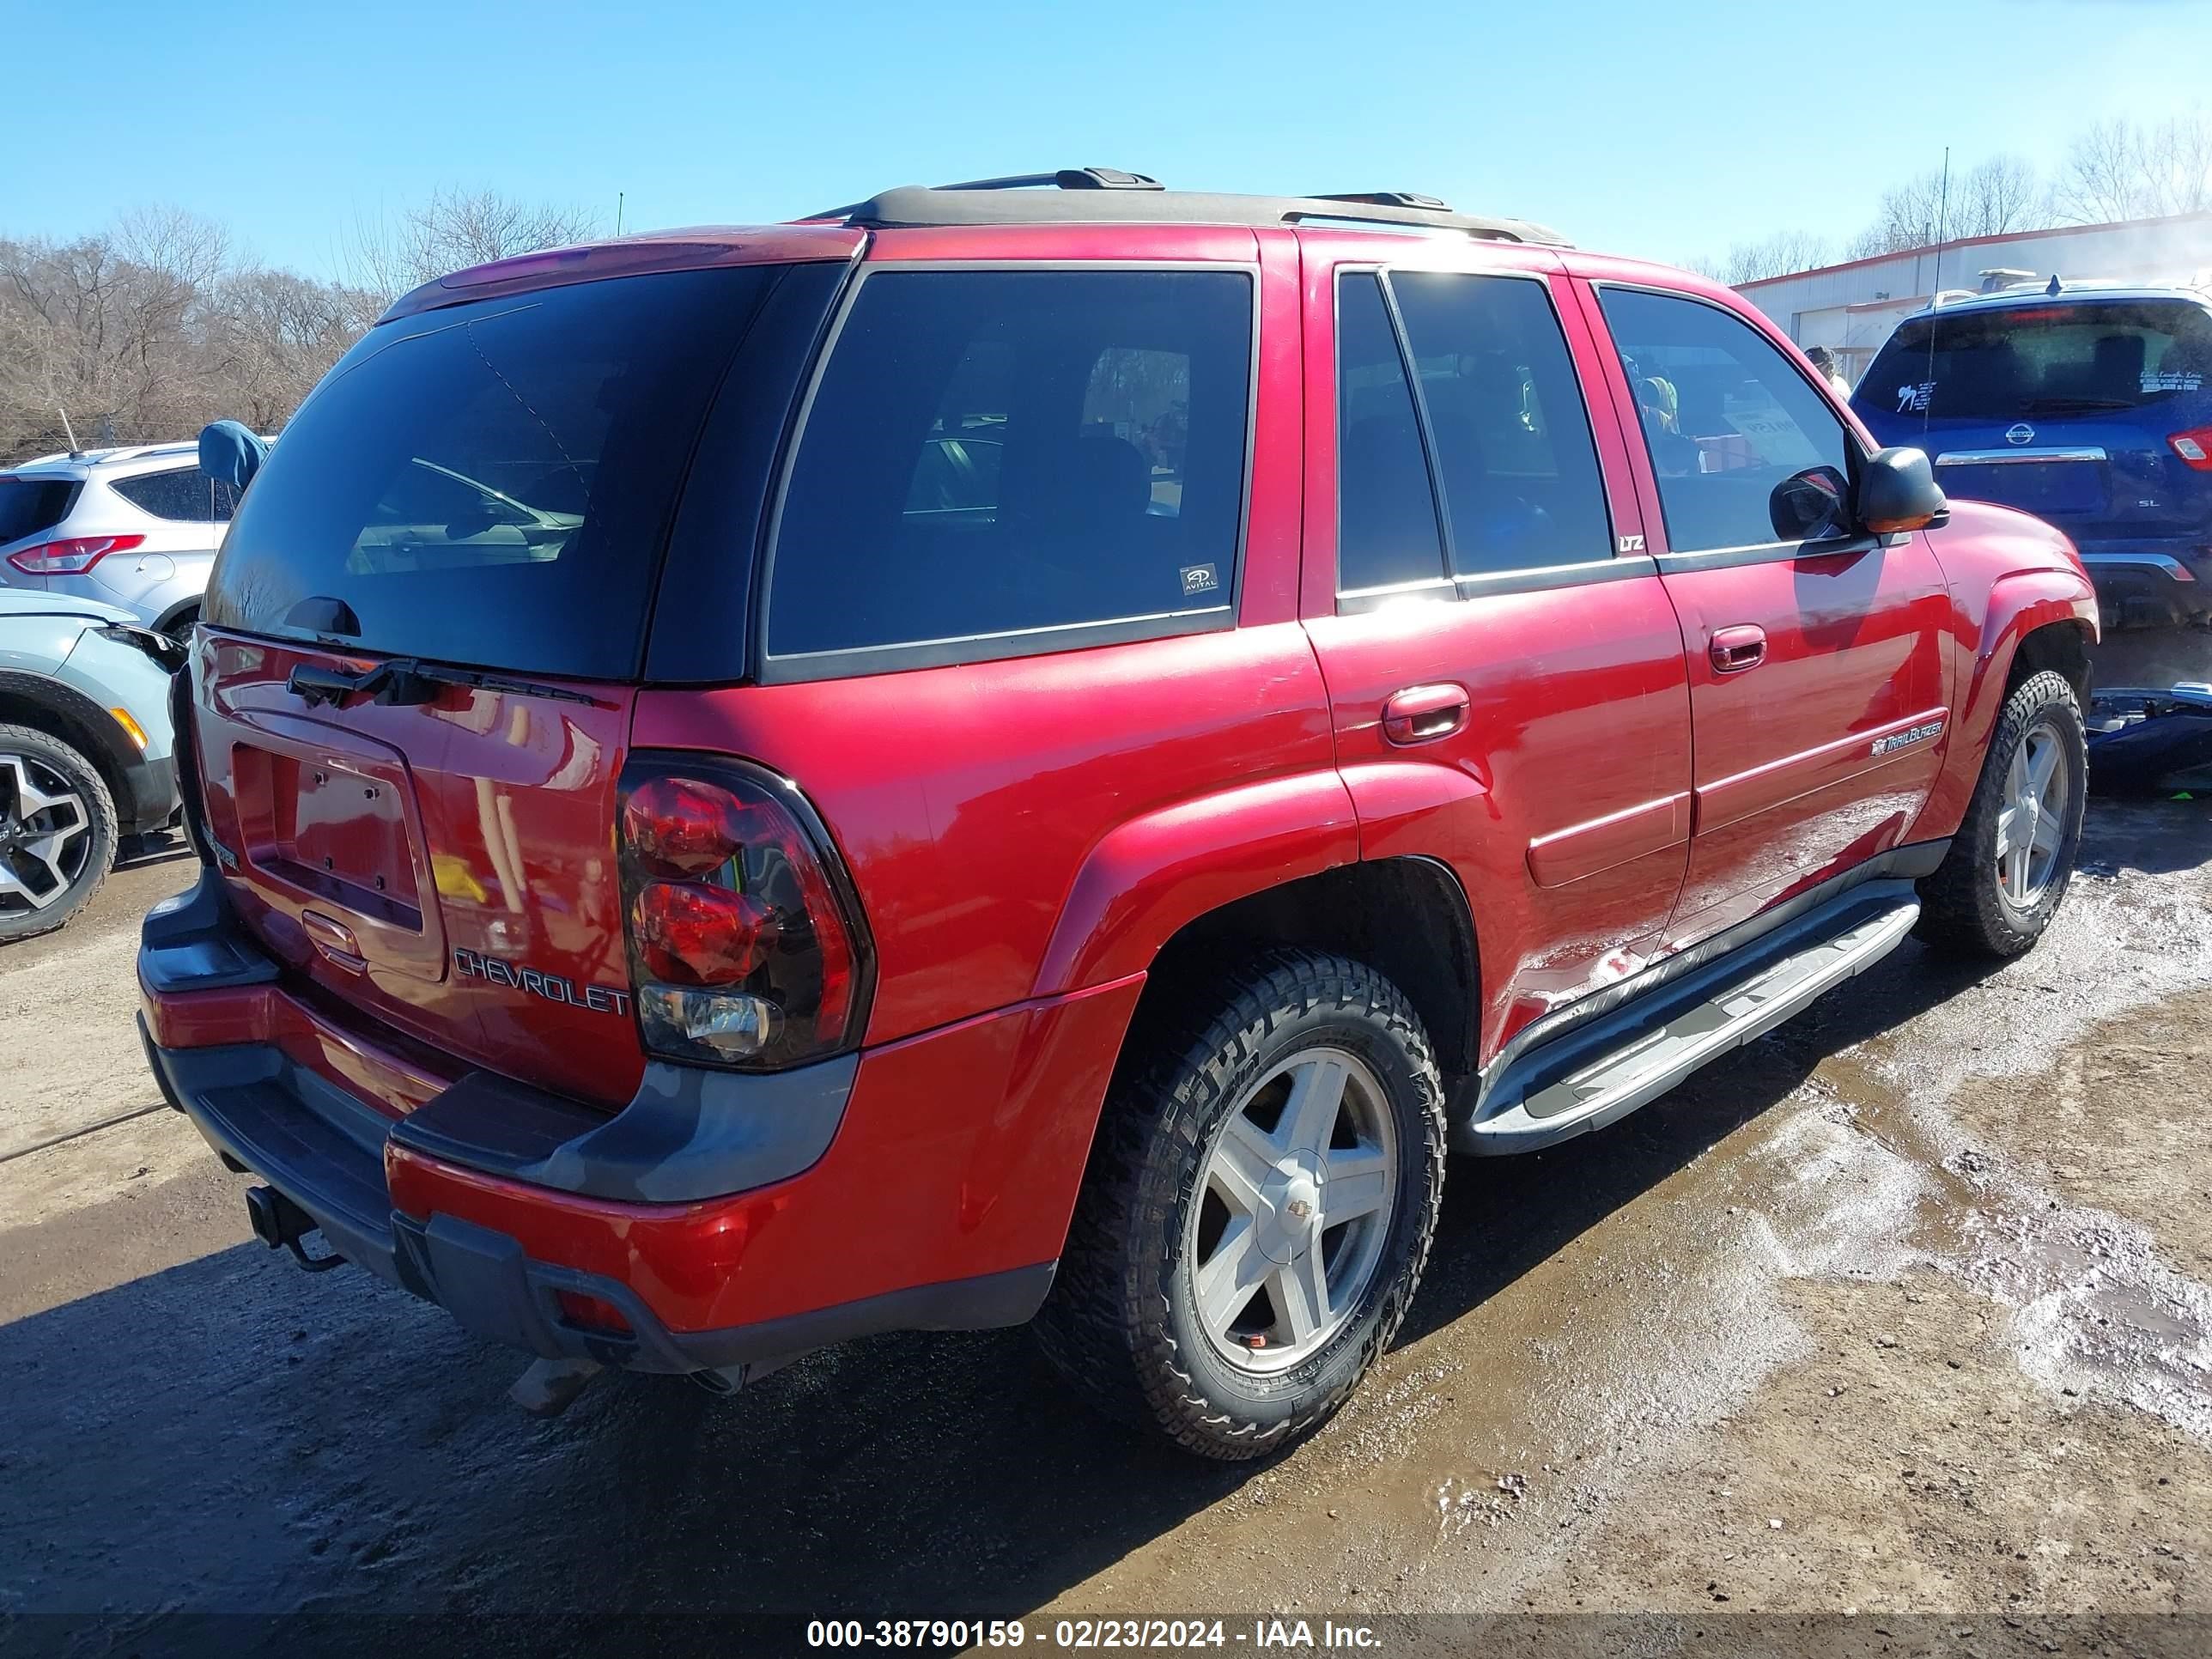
805, 171, 1569, 246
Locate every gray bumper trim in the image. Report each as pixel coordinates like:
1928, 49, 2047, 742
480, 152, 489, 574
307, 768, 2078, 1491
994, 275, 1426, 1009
143, 866, 860, 1204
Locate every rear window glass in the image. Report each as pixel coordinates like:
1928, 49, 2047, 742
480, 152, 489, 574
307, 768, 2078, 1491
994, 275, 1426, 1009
203, 267, 783, 679
766, 269, 1252, 666
1864, 300, 2212, 421
112, 466, 239, 523
0, 477, 79, 544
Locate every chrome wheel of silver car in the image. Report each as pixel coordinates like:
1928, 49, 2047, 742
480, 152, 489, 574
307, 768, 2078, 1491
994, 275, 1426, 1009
1995, 720, 2069, 910
1187, 1044, 1399, 1375
0, 750, 94, 913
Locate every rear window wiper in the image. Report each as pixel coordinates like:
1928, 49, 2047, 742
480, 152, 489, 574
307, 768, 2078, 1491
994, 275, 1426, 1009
287, 657, 604, 709
2020, 397, 2134, 412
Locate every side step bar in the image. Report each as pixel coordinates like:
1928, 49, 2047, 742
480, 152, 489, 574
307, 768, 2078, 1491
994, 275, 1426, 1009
1455, 883, 1921, 1155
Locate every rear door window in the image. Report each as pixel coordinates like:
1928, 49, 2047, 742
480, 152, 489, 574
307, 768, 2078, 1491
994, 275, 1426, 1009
0, 477, 80, 544
1598, 288, 1856, 554
764, 268, 1253, 672
1389, 270, 1613, 577
111, 466, 239, 523
1862, 299, 2212, 420
1336, 271, 1447, 592
202, 265, 787, 680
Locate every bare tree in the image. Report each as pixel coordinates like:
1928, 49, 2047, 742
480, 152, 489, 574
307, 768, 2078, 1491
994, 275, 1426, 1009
344, 186, 602, 306
1836, 154, 2046, 262
1845, 171, 1950, 259
0, 189, 587, 462
1692, 229, 1833, 286
0, 209, 375, 462
2054, 111, 2212, 222
1956, 155, 2043, 236
2145, 109, 2212, 215
204, 268, 380, 431
2056, 118, 2151, 222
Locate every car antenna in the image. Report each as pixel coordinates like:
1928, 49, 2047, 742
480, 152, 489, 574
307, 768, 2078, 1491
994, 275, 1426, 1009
1923, 146, 1950, 441
57, 406, 80, 458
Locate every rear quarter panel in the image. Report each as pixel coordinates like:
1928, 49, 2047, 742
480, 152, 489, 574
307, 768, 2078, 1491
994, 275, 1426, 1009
633, 625, 1345, 1046
633, 222, 1329, 1048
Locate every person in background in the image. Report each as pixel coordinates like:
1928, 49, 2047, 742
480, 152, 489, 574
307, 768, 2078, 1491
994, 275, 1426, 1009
1806, 345, 1851, 398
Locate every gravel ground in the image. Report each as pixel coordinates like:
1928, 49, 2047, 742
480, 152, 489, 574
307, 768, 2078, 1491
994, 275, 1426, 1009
3, 635, 2210, 1658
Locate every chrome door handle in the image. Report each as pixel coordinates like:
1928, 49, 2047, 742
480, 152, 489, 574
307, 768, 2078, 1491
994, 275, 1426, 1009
1382, 684, 1471, 745
1708, 625, 1767, 673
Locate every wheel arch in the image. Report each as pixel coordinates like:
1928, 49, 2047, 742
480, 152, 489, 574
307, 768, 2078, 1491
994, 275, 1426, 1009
152, 595, 203, 638
0, 672, 134, 823
1029, 768, 1363, 999
2005, 614, 2093, 704
1912, 570, 2099, 841
1127, 856, 1482, 1082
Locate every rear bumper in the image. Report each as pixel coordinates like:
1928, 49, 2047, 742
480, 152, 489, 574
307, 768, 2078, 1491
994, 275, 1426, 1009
2073, 544, 2212, 623
138, 1019, 1049, 1374
139, 867, 1140, 1375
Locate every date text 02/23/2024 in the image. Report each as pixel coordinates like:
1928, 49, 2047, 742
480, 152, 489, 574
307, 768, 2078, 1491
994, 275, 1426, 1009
805, 1619, 1382, 1650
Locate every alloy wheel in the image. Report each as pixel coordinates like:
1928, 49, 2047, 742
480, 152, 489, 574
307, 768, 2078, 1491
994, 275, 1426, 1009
0, 752, 94, 912
1186, 1044, 1399, 1375
1993, 720, 2069, 910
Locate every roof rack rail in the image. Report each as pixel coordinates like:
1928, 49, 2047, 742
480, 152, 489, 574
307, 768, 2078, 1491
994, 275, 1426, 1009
1310, 191, 1451, 211
933, 167, 1164, 192
805, 173, 1568, 246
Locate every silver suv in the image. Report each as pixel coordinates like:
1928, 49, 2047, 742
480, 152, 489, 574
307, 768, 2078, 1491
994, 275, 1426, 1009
0, 588, 181, 940
0, 442, 249, 638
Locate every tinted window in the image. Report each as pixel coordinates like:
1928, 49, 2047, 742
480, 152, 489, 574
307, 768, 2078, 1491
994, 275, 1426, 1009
0, 477, 78, 544
1862, 299, 2212, 421
112, 466, 239, 523
1337, 272, 1445, 592
204, 266, 783, 679
767, 270, 1251, 663
1600, 288, 1854, 553
1391, 271, 1612, 576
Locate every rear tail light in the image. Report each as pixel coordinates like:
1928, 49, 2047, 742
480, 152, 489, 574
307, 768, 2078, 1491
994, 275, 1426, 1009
6, 533, 144, 574
616, 757, 872, 1070
2169, 427, 2212, 471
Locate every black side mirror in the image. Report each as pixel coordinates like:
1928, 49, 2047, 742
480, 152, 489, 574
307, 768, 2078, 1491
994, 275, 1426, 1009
1857, 446, 1948, 535
1769, 465, 1850, 542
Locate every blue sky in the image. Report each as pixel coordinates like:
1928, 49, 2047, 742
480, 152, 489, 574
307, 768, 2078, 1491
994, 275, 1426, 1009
9, 0, 2209, 276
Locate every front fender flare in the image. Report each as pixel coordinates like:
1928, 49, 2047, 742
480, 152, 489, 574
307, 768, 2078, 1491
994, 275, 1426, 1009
1911, 566, 2097, 841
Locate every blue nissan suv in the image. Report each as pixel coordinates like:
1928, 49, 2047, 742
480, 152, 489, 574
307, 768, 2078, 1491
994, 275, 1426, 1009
1854, 284, 2212, 629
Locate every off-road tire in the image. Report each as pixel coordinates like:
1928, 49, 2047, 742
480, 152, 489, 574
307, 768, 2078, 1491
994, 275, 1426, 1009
1915, 670, 2087, 959
0, 723, 118, 945
1032, 951, 1446, 1461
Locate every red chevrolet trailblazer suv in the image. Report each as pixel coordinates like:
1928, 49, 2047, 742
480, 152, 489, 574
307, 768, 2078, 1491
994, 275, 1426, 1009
138, 170, 2097, 1458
